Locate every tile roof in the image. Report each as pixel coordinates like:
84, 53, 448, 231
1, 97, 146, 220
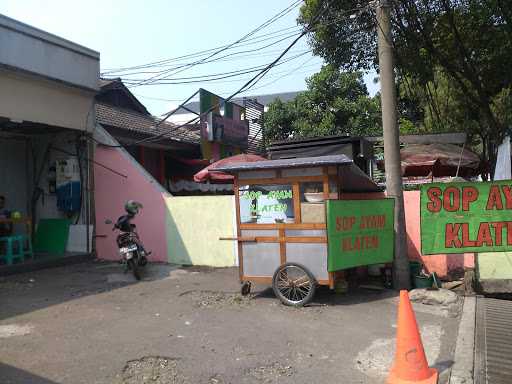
95, 102, 199, 144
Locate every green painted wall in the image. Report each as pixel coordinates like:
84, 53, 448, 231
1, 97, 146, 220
164, 195, 237, 267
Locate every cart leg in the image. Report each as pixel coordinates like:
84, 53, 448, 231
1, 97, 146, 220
383, 267, 393, 289
328, 272, 335, 290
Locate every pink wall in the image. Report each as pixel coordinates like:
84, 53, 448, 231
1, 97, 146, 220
94, 146, 168, 262
403, 191, 474, 278
341, 191, 474, 278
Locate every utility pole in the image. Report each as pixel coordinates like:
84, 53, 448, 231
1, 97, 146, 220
376, 0, 410, 289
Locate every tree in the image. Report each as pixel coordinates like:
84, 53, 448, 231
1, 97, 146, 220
299, 0, 512, 175
263, 66, 382, 144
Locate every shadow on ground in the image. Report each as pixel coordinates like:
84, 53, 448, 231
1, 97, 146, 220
0, 260, 180, 321
433, 359, 454, 374
253, 285, 398, 306
0, 363, 61, 384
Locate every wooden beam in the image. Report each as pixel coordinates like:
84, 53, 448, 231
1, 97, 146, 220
292, 183, 301, 224
285, 237, 327, 243
240, 223, 326, 230
220, 236, 326, 243
233, 179, 244, 282
242, 276, 273, 284
323, 167, 330, 200
279, 228, 286, 264
238, 176, 324, 185
243, 276, 329, 286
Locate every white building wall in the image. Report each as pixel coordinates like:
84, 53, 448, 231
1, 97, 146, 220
0, 14, 99, 91
0, 70, 96, 132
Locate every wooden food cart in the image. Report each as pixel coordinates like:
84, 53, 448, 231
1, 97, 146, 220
217, 155, 395, 306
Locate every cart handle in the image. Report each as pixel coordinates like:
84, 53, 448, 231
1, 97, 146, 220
219, 236, 256, 242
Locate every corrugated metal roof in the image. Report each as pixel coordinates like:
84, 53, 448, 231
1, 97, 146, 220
214, 154, 352, 172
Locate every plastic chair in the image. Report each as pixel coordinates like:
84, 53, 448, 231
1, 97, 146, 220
0, 236, 25, 265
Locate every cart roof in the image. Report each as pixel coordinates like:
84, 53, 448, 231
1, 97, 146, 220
214, 154, 352, 172
215, 155, 382, 193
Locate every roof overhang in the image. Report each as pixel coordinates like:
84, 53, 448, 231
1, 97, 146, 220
0, 13, 99, 92
216, 155, 381, 193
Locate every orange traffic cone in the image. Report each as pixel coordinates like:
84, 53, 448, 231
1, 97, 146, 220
387, 290, 438, 384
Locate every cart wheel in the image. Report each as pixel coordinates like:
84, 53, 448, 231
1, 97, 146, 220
272, 262, 316, 307
241, 281, 252, 296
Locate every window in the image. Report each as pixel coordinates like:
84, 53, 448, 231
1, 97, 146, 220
299, 182, 325, 224
239, 184, 294, 224
300, 182, 323, 203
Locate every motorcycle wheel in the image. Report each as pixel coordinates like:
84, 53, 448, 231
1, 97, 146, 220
128, 258, 141, 280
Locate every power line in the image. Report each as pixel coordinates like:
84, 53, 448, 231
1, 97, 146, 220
102, 2, 363, 80
109, 33, 306, 79
120, 51, 311, 86
239, 56, 319, 93
131, 6, 336, 146
129, 0, 303, 87
127, 33, 305, 87
93, 26, 310, 147
132, 60, 322, 104
101, 29, 302, 76
94, 2, 368, 148
107, 19, 364, 90
107, 46, 307, 77
137, 3, 371, 144
101, 12, 303, 75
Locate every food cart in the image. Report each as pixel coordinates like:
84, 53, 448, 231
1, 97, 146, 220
217, 155, 395, 306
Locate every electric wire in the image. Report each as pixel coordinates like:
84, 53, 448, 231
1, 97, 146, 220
129, 0, 303, 87
93, 2, 369, 148
101, 28, 303, 75
123, 0, 356, 146
101, 6, 302, 74
120, 51, 311, 86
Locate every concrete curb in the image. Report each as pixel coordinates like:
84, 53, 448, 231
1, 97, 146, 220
449, 296, 476, 384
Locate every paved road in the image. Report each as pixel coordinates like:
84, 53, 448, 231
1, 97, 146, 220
0, 262, 460, 384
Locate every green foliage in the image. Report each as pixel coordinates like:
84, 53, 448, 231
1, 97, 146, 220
299, 0, 512, 171
263, 66, 382, 144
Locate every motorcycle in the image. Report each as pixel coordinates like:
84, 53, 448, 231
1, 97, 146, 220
105, 200, 149, 280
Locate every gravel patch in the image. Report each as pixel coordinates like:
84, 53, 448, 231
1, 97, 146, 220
245, 362, 294, 383
181, 290, 255, 308
117, 356, 187, 384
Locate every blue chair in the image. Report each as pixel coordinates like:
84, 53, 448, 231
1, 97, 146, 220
0, 235, 25, 265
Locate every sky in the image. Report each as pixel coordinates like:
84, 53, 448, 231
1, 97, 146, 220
0, 0, 379, 116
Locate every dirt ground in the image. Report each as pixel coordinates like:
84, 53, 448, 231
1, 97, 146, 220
0, 261, 461, 384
